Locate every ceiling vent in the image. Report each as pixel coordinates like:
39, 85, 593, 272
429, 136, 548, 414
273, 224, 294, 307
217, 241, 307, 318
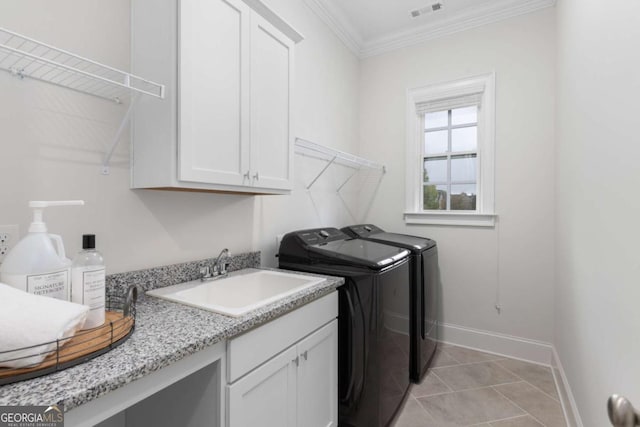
410, 2, 444, 18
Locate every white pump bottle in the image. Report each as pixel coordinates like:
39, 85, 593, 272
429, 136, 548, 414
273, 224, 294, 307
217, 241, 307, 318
0, 200, 84, 300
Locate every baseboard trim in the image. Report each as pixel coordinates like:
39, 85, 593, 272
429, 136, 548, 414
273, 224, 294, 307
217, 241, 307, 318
551, 346, 584, 427
439, 322, 582, 426
439, 322, 553, 365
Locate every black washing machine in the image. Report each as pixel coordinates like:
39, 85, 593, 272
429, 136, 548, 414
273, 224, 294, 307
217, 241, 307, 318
342, 224, 440, 383
278, 227, 411, 427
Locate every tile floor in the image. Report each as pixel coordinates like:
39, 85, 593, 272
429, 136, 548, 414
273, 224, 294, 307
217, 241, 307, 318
393, 343, 567, 427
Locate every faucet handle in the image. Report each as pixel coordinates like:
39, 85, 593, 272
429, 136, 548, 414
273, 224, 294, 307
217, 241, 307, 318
200, 266, 211, 278
220, 261, 231, 275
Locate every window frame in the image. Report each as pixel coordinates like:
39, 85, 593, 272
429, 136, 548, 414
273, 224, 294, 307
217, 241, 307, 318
405, 73, 496, 227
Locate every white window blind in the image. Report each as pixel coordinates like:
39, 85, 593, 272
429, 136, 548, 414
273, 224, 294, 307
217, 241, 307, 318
415, 92, 483, 115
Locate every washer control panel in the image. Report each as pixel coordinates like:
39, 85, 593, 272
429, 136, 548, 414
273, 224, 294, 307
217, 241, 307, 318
297, 228, 347, 245
343, 224, 384, 237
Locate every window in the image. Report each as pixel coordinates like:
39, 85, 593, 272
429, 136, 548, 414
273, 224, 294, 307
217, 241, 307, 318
423, 106, 478, 211
405, 74, 496, 227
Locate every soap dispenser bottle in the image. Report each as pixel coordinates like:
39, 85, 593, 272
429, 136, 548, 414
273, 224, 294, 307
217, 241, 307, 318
71, 234, 105, 329
0, 200, 84, 300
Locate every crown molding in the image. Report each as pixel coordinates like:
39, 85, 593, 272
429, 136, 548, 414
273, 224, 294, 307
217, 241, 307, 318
360, 0, 556, 58
302, 0, 362, 55
304, 0, 556, 59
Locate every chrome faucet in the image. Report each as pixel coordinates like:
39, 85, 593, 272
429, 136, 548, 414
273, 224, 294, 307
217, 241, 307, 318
200, 248, 231, 282
214, 248, 231, 275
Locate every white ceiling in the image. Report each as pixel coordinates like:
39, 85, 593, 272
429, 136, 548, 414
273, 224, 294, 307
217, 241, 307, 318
303, 0, 555, 58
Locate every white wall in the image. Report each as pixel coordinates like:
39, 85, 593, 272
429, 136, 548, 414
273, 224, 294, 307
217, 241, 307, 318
0, 0, 359, 273
555, 0, 640, 425
253, 0, 361, 266
358, 9, 556, 345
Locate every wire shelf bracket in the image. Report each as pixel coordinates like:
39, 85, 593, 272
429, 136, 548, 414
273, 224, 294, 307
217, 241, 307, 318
101, 92, 140, 175
0, 27, 165, 174
295, 138, 387, 222
294, 138, 386, 191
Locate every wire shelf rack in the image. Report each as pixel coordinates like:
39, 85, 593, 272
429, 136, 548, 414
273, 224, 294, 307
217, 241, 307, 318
0, 27, 164, 103
295, 138, 386, 190
294, 138, 386, 222
295, 138, 386, 172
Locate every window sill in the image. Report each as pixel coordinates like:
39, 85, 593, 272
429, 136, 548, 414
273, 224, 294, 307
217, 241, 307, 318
404, 211, 496, 227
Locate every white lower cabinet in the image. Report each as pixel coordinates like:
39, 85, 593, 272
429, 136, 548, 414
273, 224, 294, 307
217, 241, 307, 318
296, 321, 338, 427
228, 345, 298, 427
228, 320, 337, 427
226, 291, 338, 427
69, 293, 338, 427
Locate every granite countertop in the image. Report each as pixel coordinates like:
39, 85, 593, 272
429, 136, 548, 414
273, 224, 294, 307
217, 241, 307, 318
0, 261, 343, 411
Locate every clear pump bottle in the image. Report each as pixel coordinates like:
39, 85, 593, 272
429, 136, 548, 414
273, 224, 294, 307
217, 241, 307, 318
71, 234, 105, 329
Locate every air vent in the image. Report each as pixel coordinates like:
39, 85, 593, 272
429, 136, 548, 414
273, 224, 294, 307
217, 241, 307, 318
410, 2, 444, 18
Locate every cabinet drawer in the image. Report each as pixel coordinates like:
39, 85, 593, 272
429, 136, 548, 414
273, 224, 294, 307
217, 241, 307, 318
227, 291, 337, 382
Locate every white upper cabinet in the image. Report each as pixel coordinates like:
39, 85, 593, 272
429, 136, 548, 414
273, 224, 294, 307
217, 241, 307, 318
131, 0, 302, 194
249, 14, 294, 190
179, 0, 251, 187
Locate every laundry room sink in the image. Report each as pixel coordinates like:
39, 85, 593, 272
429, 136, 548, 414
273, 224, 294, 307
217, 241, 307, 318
146, 269, 324, 317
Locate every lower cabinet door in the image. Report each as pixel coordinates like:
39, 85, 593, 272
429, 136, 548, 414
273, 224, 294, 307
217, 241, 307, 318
227, 346, 298, 427
297, 320, 338, 427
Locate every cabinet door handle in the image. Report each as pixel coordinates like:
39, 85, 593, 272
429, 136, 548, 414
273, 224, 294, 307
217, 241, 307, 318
253, 172, 259, 181
292, 356, 299, 367
301, 351, 308, 361
243, 171, 250, 181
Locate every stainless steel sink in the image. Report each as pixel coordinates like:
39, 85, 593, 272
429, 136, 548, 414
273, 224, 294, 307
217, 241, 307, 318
146, 269, 324, 317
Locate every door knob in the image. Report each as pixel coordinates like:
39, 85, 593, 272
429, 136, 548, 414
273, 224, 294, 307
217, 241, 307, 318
608, 394, 640, 426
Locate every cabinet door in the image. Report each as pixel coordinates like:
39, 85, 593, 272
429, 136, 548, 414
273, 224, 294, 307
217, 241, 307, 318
227, 346, 297, 427
297, 320, 338, 427
179, 0, 251, 186
249, 12, 294, 191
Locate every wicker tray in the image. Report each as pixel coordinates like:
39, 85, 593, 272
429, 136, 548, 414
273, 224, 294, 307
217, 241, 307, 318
0, 286, 137, 386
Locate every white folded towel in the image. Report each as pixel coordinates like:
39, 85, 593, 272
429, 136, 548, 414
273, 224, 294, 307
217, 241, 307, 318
0, 282, 89, 368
